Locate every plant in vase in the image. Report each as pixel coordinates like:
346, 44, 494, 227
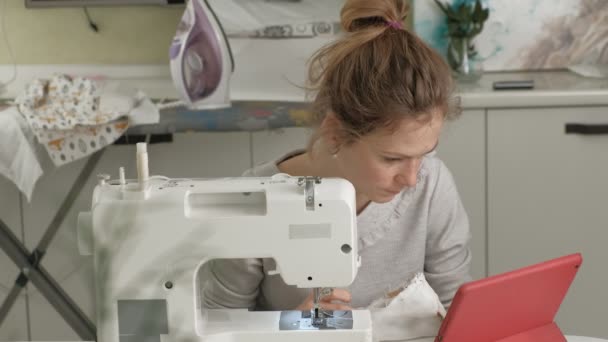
433, 0, 489, 80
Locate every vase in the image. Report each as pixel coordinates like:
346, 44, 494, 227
447, 36, 483, 82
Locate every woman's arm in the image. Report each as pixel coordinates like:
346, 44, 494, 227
424, 159, 473, 308
201, 258, 265, 309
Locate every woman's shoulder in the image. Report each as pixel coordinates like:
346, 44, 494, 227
418, 152, 459, 197
242, 149, 307, 177
242, 160, 278, 177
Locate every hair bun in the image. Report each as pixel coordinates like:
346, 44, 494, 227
340, 0, 409, 33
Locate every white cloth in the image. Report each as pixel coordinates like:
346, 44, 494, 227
368, 273, 447, 342
15, 74, 129, 166
0, 106, 43, 201
15, 74, 159, 166
99, 81, 160, 126
2, 73, 160, 199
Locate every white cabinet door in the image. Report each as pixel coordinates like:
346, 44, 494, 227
488, 107, 608, 338
437, 110, 486, 280
0, 178, 28, 341
22, 132, 251, 340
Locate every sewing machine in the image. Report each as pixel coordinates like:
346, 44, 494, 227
77, 143, 372, 342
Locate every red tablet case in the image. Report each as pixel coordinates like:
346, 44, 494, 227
435, 253, 582, 342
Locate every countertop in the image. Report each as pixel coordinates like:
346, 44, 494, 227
94, 69, 608, 109
2, 64, 608, 108
129, 69, 608, 133
1, 65, 607, 133
455, 70, 608, 108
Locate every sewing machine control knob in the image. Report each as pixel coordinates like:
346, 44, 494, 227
268, 264, 281, 276
271, 173, 290, 179
97, 174, 110, 186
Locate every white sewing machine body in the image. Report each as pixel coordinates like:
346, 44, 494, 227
78, 147, 372, 342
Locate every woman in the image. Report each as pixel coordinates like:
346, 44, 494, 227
203, 0, 471, 311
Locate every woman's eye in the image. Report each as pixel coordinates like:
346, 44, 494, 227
383, 157, 402, 163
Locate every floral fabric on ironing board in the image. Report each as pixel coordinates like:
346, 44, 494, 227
16, 74, 129, 166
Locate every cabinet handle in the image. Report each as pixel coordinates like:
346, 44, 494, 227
565, 123, 608, 135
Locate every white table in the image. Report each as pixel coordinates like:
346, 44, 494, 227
411, 336, 607, 342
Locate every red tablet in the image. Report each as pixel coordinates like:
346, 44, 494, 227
435, 253, 582, 342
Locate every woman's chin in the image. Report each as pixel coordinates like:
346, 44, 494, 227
372, 192, 398, 203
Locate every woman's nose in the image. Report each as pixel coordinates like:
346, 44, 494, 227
396, 160, 420, 187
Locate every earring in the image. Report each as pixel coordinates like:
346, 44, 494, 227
331, 147, 339, 159
329, 142, 339, 159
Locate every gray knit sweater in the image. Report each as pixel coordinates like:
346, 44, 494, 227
202, 150, 472, 310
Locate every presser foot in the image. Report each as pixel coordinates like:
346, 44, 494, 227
278, 310, 354, 330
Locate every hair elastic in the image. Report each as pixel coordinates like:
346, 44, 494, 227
387, 20, 403, 30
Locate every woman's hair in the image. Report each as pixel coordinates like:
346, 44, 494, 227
306, 0, 461, 150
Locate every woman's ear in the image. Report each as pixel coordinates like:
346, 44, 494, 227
319, 112, 343, 150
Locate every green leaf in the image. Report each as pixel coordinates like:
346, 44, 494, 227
447, 42, 461, 71
433, 0, 449, 15
473, 0, 483, 22
445, 6, 462, 20
481, 8, 490, 21
454, 37, 464, 60
441, 0, 489, 43
458, 3, 469, 22
467, 41, 476, 54
447, 22, 461, 36
469, 25, 482, 38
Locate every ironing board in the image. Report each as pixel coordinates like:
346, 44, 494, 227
0, 99, 316, 340
0, 150, 103, 340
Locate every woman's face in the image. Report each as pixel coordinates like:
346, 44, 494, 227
334, 110, 444, 203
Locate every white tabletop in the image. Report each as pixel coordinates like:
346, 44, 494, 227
411, 336, 607, 342
8, 336, 608, 342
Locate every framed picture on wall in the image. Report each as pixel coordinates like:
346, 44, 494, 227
414, 0, 608, 71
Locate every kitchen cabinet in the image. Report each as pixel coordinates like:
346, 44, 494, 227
487, 106, 608, 338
